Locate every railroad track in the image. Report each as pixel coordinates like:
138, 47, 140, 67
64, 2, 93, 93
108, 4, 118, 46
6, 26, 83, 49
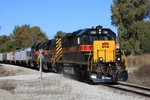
103, 82, 150, 97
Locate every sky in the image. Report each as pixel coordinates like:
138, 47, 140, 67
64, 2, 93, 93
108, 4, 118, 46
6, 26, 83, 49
0, 0, 117, 39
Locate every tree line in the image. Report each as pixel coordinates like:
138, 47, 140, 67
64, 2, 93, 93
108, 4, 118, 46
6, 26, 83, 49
0, 25, 66, 53
0, 25, 48, 52
111, 0, 150, 55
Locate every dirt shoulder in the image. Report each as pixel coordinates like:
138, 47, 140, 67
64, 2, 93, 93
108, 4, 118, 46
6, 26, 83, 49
0, 64, 39, 77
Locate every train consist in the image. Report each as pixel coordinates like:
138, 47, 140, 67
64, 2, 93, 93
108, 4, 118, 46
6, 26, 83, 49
0, 25, 128, 83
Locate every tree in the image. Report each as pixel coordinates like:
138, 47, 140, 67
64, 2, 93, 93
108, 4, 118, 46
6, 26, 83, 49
111, 0, 150, 55
54, 31, 66, 38
0, 25, 48, 52
12, 25, 30, 49
12, 25, 48, 49
0, 35, 11, 47
140, 21, 150, 52
0, 35, 15, 52
0, 39, 15, 52
25, 26, 48, 47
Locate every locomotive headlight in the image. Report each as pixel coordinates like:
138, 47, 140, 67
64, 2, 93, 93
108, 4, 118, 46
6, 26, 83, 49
116, 45, 120, 49
117, 58, 120, 61
99, 57, 103, 62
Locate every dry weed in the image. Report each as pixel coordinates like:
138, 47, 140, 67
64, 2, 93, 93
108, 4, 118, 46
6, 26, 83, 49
134, 63, 150, 77
127, 54, 150, 87
127, 54, 150, 68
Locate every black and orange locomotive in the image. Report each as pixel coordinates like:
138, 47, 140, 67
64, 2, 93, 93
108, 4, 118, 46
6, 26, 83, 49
0, 25, 128, 83
37, 25, 128, 83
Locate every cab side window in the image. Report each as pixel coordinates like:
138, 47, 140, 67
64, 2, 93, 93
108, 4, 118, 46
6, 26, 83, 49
81, 35, 88, 44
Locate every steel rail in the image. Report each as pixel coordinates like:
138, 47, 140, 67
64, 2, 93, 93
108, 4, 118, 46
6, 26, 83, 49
102, 82, 150, 97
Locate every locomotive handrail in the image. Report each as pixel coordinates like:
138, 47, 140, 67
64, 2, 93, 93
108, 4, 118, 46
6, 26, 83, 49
87, 50, 93, 71
121, 49, 128, 70
118, 41, 128, 70
90, 57, 94, 72
87, 51, 91, 71
51, 53, 56, 68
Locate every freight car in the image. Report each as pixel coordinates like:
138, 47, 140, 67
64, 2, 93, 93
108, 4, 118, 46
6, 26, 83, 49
0, 25, 128, 83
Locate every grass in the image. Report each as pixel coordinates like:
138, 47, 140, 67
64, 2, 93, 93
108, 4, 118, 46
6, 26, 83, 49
127, 54, 150, 87
127, 54, 150, 68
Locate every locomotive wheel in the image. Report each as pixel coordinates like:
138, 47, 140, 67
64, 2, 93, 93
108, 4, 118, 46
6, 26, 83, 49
34, 62, 39, 70
57, 64, 63, 74
73, 67, 80, 80
62, 67, 66, 75
73, 65, 85, 81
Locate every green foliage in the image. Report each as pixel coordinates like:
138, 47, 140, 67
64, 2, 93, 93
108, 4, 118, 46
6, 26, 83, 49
0, 40, 15, 52
12, 25, 48, 49
140, 22, 150, 52
54, 31, 66, 38
0, 35, 12, 52
0, 25, 48, 52
111, 0, 148, 28
111, 0, 150, 55
0, 35, 10, 45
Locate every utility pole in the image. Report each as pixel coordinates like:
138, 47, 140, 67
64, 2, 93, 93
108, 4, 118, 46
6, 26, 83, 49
38, 49, 43, 82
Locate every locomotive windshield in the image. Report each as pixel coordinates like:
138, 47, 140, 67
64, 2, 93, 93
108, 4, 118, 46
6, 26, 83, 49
78, 28, 116, 44
89, 29, 116, 43
89, 34, 115, 43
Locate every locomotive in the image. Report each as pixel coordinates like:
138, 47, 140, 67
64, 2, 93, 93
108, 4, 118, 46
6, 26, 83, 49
0, 25, 128, 83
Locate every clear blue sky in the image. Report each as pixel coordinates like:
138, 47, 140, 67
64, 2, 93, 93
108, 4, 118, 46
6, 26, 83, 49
0, 0, 117, 39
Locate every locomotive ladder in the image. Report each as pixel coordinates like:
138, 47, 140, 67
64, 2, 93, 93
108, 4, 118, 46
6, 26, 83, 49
120, 49, 128, 70
116, 42, 128, 70
87, 51, 93, 71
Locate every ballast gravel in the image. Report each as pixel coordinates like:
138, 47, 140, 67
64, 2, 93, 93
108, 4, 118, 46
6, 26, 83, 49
0, 64, 149, 100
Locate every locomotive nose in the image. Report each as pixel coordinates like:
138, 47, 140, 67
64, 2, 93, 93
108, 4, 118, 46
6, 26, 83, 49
93, 41, 116, 63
